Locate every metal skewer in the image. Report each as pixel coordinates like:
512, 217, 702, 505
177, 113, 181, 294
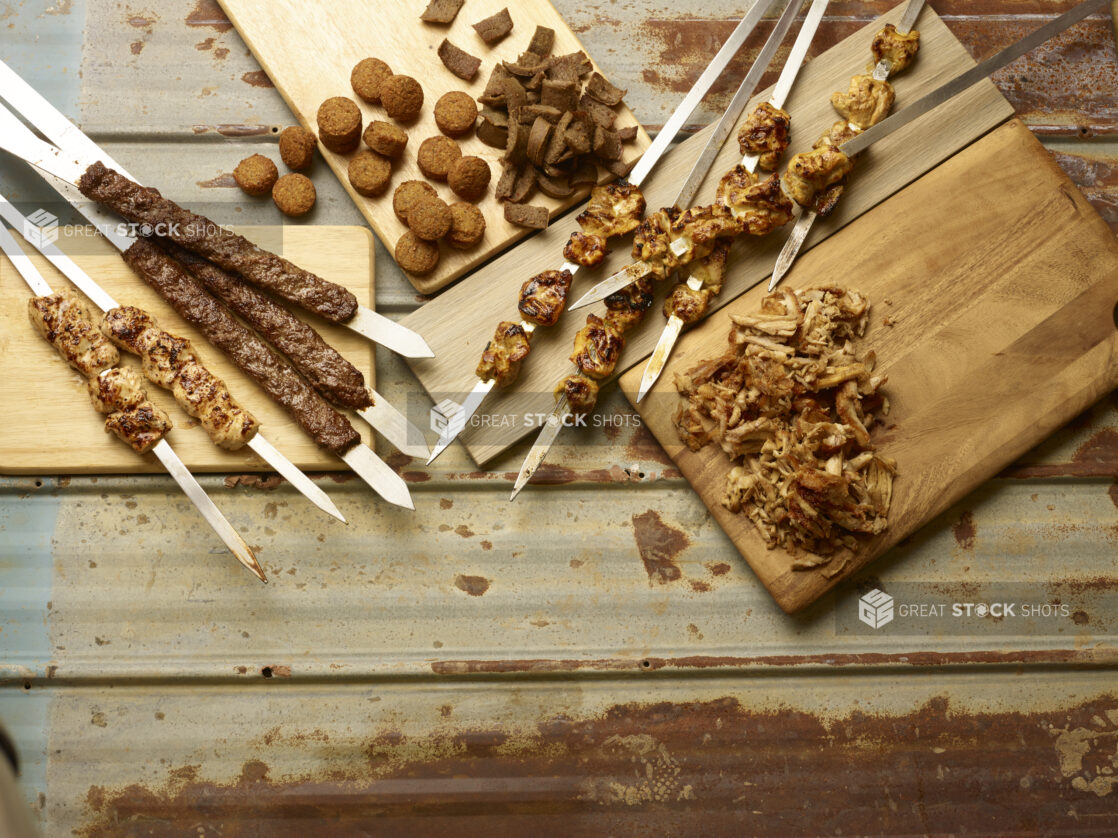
511, 0, 816, 499
0, 196, 347, 525
767, 0, 926, 292
0, 56, 430, 361
0, 220, 267, 582
0, 110, 413, 509
424, 0, 788, 466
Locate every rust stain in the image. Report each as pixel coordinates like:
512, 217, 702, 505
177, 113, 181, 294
1109, 481, 1118, 510
214, 46, 230, 60
185, 0, 231, 32
196, 173, 236, 189
953, 511, 977, 550
1073, 429, 1118, 467
707, 562, 731, 576
223, 474, 284, 490
454, 524, 474, 538
126, 11, 157, 30
1073, 610, 1090, 625
402, 471, 432, 483
689, 580, 711, 593
194, 37, 214, 50
439, 498, 453, 509
480, 540, 493, 551
241, 70, 274, 88
77, 693, 1118, 836
625, 424, 673, 467
385, 452, 412, 472
454, 574, 490, 596
631, 510, 688, 585
130, 40, 144, 55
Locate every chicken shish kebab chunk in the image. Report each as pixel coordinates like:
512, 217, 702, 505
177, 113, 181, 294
476, 321, 532, 388
28, 291, 172, 454
555, 373, 599, 417
603, 275, 655, 333
871, 23, 920, 74
570, 313, 625, 380
736, 102, 792, 171
782, 144, 855, 209
101, 306, 259, 450
663, 241, 731, 325
518, 269, 574, 327
564, 182, 647, 268
830, 74, 895, 130
673, 287, 895, 567
716, 171, 795, 233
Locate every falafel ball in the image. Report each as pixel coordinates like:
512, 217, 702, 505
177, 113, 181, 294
447, 155, 491, 201
350, 57, 392, 104
407, 196, 453, 241
272, 173, 317, 217
316, 96, 362, 153
447, 202, 486, 249
348, 150, 393, 198
233, 154, 278, 197
395, 230, 440, 275
433, 91, 478, 137
416, 135, 461, 182
363, 120, 408, 158
278, 126, 317, 170
393, 180, 438, 222
380, 75, 424, 122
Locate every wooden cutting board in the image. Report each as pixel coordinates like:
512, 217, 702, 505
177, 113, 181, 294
400, 5, 1015, 466
215, 0, 650, 294
620, 119, 1118, 614
0, 226, 374, 474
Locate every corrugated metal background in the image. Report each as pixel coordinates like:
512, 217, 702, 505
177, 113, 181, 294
1, 0, 1116, 834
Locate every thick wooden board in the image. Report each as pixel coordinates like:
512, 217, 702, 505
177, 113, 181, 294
401, 5, 1015, 466
215, 0, 650, 294
0, 226, 374, 473
621, 119, 1118, 614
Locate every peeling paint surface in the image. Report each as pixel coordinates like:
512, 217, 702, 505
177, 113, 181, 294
0, 0, 1116, 833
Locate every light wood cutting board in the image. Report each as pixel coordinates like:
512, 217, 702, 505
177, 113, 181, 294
0, 226, 374, 473
215, 0, 650, 294
400, 5, 1015, 466
620, 119, 1118, 614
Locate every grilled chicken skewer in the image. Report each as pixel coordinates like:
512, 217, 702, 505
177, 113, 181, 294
0, 197, 347, 523
0, 57, 429, 364
425, 0, 792, 465
635, 0, 830, 399
512, 0, 1107, 497
2, 225, 266, 581
768, 0, 924, 291
511, 0, 822, 499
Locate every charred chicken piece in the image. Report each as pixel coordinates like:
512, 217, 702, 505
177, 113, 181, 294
830, 74, 894, 130
814, 119, 861, 150
718, 172, 794, 235
173, 362, 260, 450
715, 164, 758, 210
103, 402, 174, 455
88, 367, 148, 413
603, 275, 654, 333
871, 23, 920, 75
576, 183, 646, 239
554, 373, 599, 417
138, 330, 199, 390
687, 240, 731, 295
518, 269, 573, 327
804, 122, 861, 217
476, 321, 532, 387
664, 283, 712, 324
736, 102, 792, 171
631, 206, 682, 279
570, 313, 624, 379
782, 145, 854, 208
29, 292, 119, 378
563, 231, 608, 268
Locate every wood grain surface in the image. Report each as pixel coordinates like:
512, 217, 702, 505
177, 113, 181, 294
401, 4, 1015, 466
0, 226, 374, 473
215, 0, 650, 294
620, 119, 1118, 613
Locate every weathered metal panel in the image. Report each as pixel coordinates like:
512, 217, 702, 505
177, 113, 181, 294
0, 0, 1116, 834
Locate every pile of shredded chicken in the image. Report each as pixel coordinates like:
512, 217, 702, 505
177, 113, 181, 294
673, 287, 896, 572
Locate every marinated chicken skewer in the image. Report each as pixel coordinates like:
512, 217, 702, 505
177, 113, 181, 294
510, 0, 823, 499
425, 0, 791, 465
636, 0, 829, 399
0, 57, 430, 364
2, 224, 265, 582
0, 197, 347, 523
512, 0, 1109, 497
767, 0, 924, 291
164, 244, 429, 459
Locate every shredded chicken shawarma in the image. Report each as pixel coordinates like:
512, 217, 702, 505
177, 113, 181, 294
672, 287, 896, 571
